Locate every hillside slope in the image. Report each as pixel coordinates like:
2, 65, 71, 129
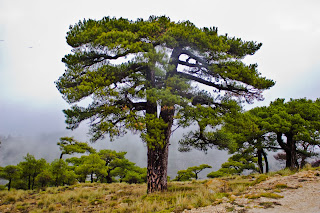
184, 169, 320, 213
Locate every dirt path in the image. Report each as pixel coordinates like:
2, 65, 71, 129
183, 170, 320, 213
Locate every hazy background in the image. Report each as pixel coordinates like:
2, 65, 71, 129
1, 0, 319, 178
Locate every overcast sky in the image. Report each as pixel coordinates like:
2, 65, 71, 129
1, 0, 320, 171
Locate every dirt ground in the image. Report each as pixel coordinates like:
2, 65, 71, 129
183, 170, 320, 213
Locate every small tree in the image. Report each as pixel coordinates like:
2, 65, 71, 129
187, 164, 212, 180
219, 108, 278, 173
207, 151, 258, 178
35, 169, 52, 188
0, 165, 20, 191
109, 159, 146, 183
50, 159, 69, 186
121, 169, 147, 184
58, 137, 96, 159
173, 169, 195, 181
97, 149, 127, 183
18, 154, 47, 190
258, 98, 320, 169
76, 154, 106, 183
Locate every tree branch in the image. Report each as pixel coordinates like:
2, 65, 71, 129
176, 71, 248, 94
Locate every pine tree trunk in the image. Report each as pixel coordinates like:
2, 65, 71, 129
28, 175, 31, 190
8, 178, 11, 191
147, 106, 174, 193
147, 141, 169, 193
285, 133, 297, 169
257, 149, 263, 173
106, 171, 113, 183
262, 150, 269, 173
277, 132, 297, 169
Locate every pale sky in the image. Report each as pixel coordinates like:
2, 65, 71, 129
0, 0, 320, 171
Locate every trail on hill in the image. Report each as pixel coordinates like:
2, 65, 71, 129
183, 170, 320, 213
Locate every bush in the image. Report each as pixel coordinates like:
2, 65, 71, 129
207, 171, 227, 178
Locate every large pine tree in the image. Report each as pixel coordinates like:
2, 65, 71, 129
56, 16, 274, 192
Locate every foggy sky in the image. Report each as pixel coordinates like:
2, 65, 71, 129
1, 0, 319, 177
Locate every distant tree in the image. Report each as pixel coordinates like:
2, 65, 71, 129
187, 164, 212, 180
258, 98, 320, 169
57, 137, 96, 159
66, 156, 87, 182
207, 150, 258, 178
121, 168, 147, 184
0, 165, 20, 191
56, 16, 274, 192
173, 169, 195, 181
50, 159, 69, 186
35, 169, 52, 188
76, 154, 106, 183
219, 108, 279, 173
18, 154, 47, 190
97, 149, 127, 183
109, 158, 135, 182
109, 158, 146, 183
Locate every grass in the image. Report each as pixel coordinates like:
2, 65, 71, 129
245, 192, 284, 199
0, 182, 220, 213
1, 167, 316, 212
259, 201, 281, 209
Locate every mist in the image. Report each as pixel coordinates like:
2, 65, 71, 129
0, 97, 288, 179
0, 125, 231, 180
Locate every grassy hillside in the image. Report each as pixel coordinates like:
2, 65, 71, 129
0, 167, 319, 213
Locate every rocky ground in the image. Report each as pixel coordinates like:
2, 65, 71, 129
183, 169, 320, 213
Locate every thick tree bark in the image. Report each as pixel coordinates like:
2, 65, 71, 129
146, 47, 178, 193
147, 143, 169, 193
147, 106, 174, 193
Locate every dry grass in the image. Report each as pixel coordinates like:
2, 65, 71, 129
1, 168, 317, 212
0, 182, 219, 213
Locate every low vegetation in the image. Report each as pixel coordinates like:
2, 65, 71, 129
1, 167, 318, 212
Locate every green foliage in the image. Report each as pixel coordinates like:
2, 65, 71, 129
17, 154, 47, 190
207, 151, 258, 178
257, 98, 320, 168
75, 154, 106, 183
50, 159, 70, 186
56, 15, 273, 145
174, 164, 212, 181
35, 169, 52, 188
0, 165, 20, 190
56, 15, 274, 191
57, 136, 96, 159
65, 148, 147, 184
187, 164, 212, 180
0, 144, 147, 190
173, 170, 195, 181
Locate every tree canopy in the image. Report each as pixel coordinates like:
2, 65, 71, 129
258, 98, 320, 168
56, 16, 274, 192
57, 136, 96, 159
